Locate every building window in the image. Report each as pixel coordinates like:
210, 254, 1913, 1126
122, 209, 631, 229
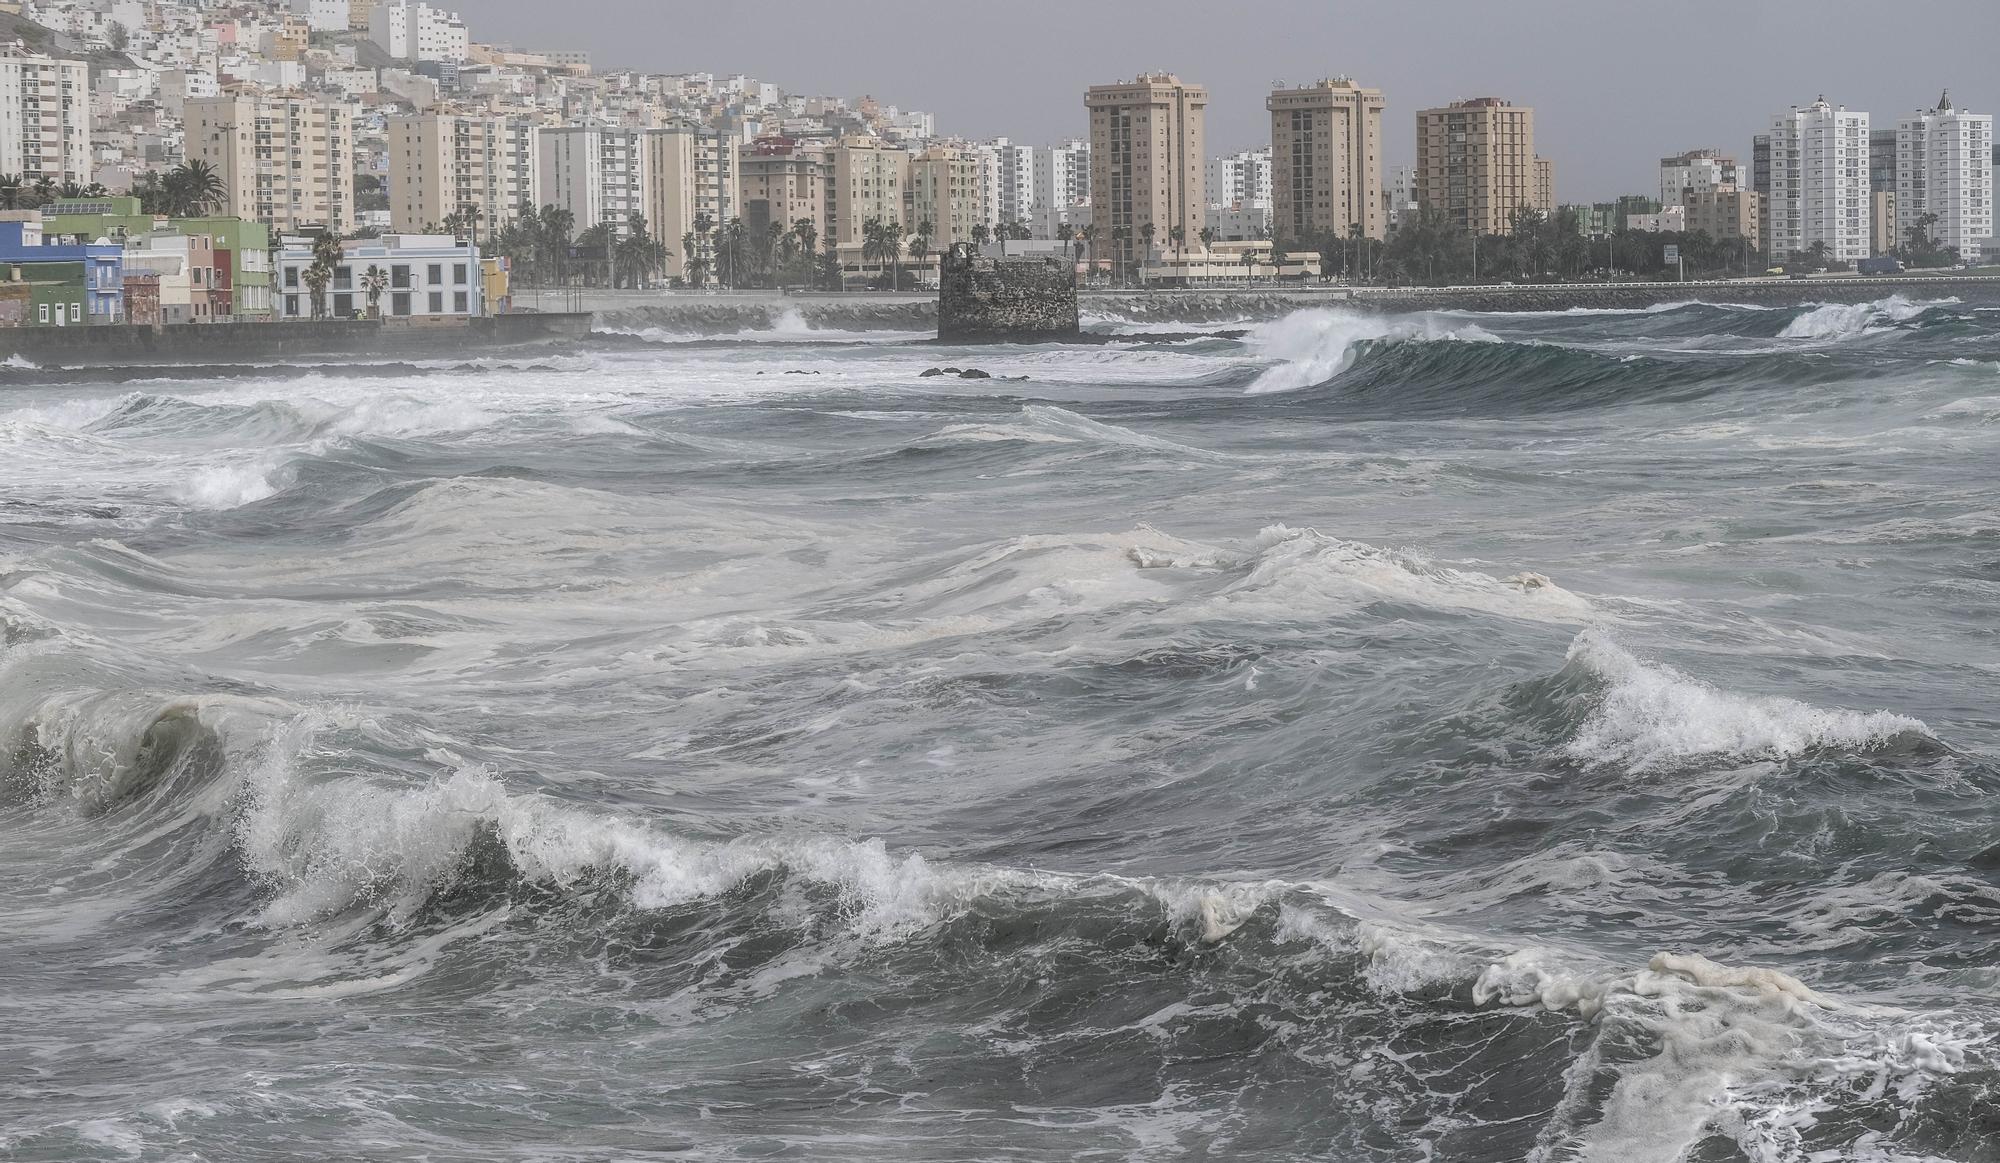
70, 303, 81, 323
38, 303, 47, 323
427, 263, 442, 284
453, 263, 467, 284
392, 291, 410, 316
285, 267, 299, 287
427, 291, 443, 313
453, 291, 467, 313
286, 294, 300, 316
392, 265, 410, 288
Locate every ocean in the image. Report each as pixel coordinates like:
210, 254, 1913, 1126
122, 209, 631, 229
3, 294, 1997, 1161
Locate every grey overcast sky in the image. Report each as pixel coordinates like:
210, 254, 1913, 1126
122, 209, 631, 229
464, 0, 1998, 202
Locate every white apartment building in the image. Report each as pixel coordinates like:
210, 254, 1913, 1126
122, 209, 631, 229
987, 137, 1035, 228
1766, 97, 1870, 263
1385, 165, 1416, 230
1659, 149, 1740, 205
369, 1, 468, 63
277, 233, 483, 319
288, 0, 348, 33
1896, 91, 1993, 258
538, 125, 647, 235
1205, 147, 1272, 208
1032, 138, 1089, 239
0, 46, 89, 185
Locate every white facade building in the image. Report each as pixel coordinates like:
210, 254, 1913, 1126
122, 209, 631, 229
1896, 91, 1993, 259
1659, 149, 1740, 205
369, 1, 468, 63
1205, 147, 1272, 208
988, 137, 1036, 228
0, 46, 90, 185
537, 125, 645, 235
277, 234, 484, 319
1766, 97, 1870, 263
1031, 138, 1090, 238
288, 0, 348, 33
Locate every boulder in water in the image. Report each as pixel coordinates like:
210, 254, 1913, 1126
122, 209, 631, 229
958, 368, 991, 380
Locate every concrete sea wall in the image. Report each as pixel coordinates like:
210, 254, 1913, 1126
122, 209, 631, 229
0, 312, 594, 365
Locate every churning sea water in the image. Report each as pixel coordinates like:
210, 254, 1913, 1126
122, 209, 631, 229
3, 295, 1999, 1161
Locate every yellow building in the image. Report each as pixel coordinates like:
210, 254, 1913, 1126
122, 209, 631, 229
481, 255, 509, 311
388, 110, 533, 235
1086, 73, 1206, 269
909, 144, 987, 249
186, 91, 355, 233
1268, 77, 1385, 244
829, 135, 908, 248
639, 124, 740, 280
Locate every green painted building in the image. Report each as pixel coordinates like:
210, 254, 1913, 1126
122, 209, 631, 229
0, 260, 90, 327
40, 198, 275, 319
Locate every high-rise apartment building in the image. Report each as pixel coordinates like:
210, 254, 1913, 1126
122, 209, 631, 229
989, 138, 1036, 228
1085, 73, 1206, 266
1205, 147, 1271, 208
0, 46, 88, 186
1267, 78, 1385, 243
187, 92, 355, 233
1765, 97, 1870, 263
1414, 97, 1540, 235
537, 125, 645, 236
388, 111, 535, 235
738, 136, 827, 241
1384, 165, 1416, 230
1896, 91, 1993, 257
1032, 139, 1090, 238
639, 123, 740, 279
1534, 156, 1555, 213
908, 144, 988, 248
828, 135, 908, 248
1659, 150, 1739, 205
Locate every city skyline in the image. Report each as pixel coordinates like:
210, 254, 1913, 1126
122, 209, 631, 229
467, 0, 1999, 202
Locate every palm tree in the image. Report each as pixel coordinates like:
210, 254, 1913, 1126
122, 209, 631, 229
1198, 226, 1215, 252
970, 222, 990, 249
0, 174, 22, 210
360, 264, 388, 317
168, 160, 226, 216
1241, 248, 1258, 283
302, 263, 329, 319
614, 214, 669, 288
791, 217, 817, 284
1111, 225, 1129, 286
1079, 223, 1096, 278
908, 218, 933, 284
1168, 224, 1186, 281
538, 204, 575, 285
680, 231, 709, 288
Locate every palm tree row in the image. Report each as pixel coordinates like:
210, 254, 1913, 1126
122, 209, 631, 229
129, 162, 225, 218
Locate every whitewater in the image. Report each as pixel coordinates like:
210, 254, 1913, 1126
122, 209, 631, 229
3, 294, 1999, 1162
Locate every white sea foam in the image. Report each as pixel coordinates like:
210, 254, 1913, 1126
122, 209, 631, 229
173, 458, 282, 509
1210, 525, 1595, 624
1563, 629, 1929, 770
1474, 947, 1978, 1163
1242, 308, 1498, 394
1777, 295, 1949, 341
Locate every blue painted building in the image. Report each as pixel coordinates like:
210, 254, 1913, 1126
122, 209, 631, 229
0, 215, 125, 324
